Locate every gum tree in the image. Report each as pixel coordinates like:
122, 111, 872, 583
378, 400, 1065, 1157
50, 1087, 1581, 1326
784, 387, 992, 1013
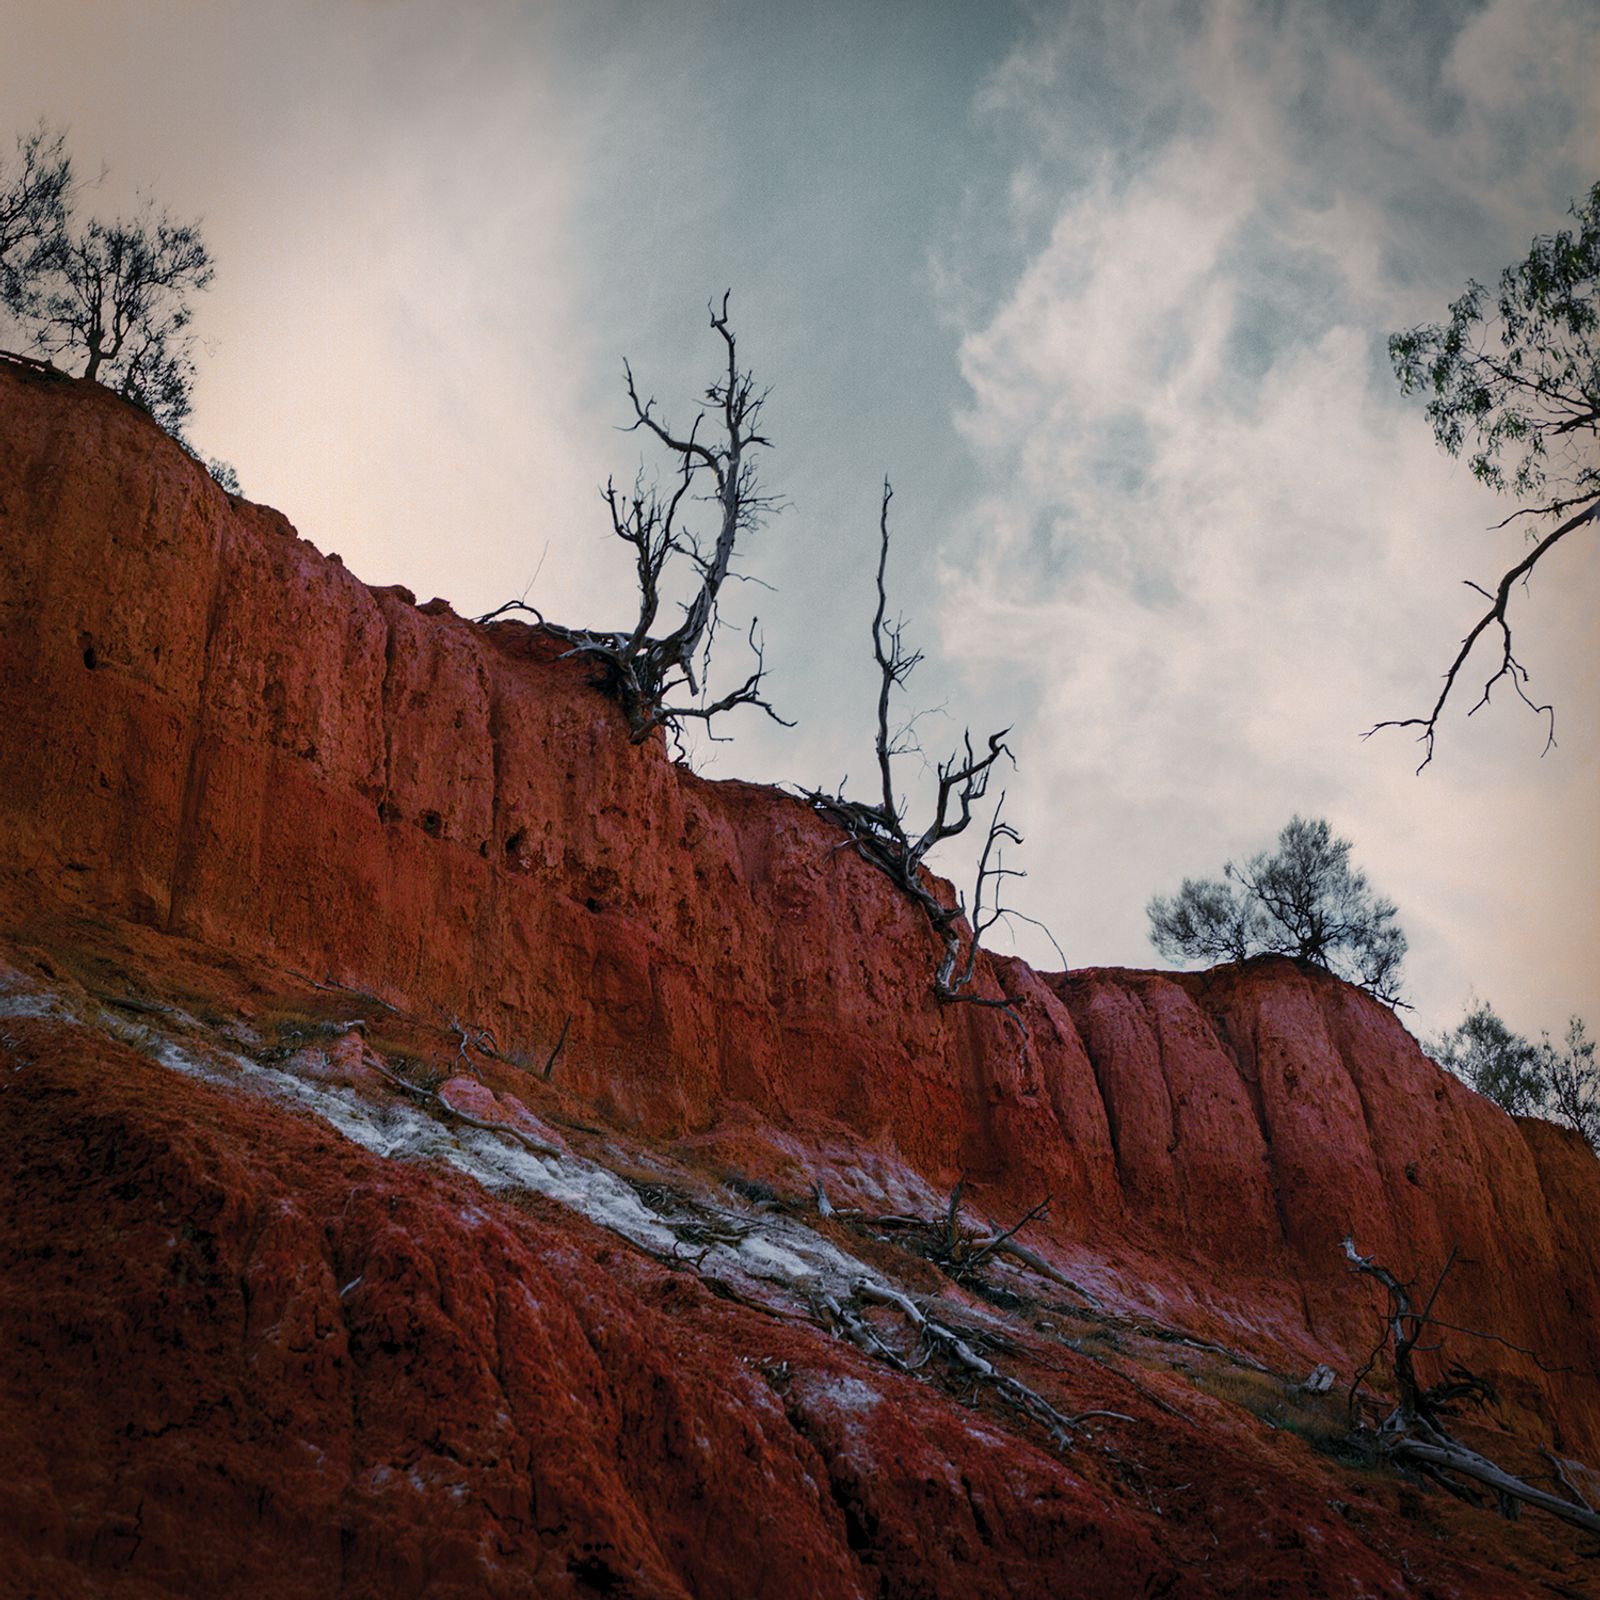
1374, 183, 1599, 769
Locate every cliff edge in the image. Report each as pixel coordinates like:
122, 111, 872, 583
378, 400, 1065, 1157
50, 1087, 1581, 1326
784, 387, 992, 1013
2, 361, 1596, 1598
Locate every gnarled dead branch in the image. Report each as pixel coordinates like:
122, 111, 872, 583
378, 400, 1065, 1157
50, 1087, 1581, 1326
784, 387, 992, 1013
1366, 495, 1599, 772
808, 480, 1049, 1027
1341, 1236, 1600, 1536
836, 1279, 1131, 1448
484, 294, 789, 747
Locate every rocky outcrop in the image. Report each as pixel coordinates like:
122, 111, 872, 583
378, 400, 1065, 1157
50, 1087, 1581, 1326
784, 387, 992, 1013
2, 360, 1597, 1595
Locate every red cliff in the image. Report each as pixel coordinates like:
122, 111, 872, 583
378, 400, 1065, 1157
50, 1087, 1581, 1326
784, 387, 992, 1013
2, 360, 1596, 1598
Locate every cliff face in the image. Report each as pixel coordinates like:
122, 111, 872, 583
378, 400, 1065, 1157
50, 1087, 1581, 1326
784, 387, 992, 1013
2, 362, 1597, 1598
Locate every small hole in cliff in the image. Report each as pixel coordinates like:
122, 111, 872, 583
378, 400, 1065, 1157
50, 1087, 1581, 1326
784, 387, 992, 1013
478, 840, 488, 858
421, 810, 443, 838
584, 896, 603, 914
377, 800, 400, 824
505, 828, 527, 857
82, 645, 97, 670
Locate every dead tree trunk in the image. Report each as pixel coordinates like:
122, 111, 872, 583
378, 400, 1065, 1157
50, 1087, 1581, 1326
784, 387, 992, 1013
808, 479, 1050, 1027
1341, 1237, 1600, 1537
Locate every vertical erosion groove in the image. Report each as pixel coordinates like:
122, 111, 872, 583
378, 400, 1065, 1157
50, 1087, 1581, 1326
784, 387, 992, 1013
164, 524, 231, 934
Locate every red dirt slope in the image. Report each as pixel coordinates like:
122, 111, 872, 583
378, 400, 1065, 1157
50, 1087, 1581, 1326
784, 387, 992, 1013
1, 360, 1597, 1596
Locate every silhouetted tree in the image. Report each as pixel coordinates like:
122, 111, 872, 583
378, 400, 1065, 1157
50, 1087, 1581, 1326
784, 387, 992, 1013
0, 124, 72, 318
1148, 815, 1407, 1006
809, 480, 1048, 1025
1374, 182, 1599, 769
33, 205, 213, 435
482, 294, 786, 747
1, 123, 216, 440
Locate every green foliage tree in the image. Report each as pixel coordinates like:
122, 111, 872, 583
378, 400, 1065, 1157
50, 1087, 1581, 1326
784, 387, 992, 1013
1147, 815, 1407, 1006
1427, 998, 1542, 1114
1539, 1016, 1599, 1151
1431, 1000, 1597, 1153
1375, 182, 1599, 768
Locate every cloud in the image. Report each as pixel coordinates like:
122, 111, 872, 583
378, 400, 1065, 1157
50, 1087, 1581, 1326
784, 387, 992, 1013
938, 0, 1600, 1037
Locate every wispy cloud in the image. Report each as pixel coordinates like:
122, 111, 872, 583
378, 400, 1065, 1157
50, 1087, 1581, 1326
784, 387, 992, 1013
939, 0, 1600, 1036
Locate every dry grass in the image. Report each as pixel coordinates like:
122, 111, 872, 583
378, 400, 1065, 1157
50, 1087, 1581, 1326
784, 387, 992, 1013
1183, 1363, 1360, 1457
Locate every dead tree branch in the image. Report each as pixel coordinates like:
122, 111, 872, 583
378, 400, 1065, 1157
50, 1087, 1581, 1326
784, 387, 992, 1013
484, 294, 787, 745
859, 1185, 1102, 1304
808, 479, 1043, 1027
848, 1279, 1132, 1446
1367, 494, 1598, 771
541, 1013, 572, 1082
1341, 1236, 1600, 1536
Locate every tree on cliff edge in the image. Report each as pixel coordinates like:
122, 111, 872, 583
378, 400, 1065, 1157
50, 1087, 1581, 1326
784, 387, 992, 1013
1431, 999, 1598, 1152
1147, 816, 1407, 1006
0, 123, 215, 442
482, 294, 787, 747
1372, 182, 1599, 770
31, 203, 213, 438
807, 479, 1046, 1028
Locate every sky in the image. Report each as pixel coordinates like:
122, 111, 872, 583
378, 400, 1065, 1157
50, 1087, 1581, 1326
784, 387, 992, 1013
4, 0, 1596, 1045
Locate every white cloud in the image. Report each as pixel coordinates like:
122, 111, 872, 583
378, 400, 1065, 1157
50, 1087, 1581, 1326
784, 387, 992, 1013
940, 0, 1600, 1039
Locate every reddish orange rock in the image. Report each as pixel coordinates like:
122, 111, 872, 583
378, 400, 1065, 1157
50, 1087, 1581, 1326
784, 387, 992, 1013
2, 361, 1597, 1597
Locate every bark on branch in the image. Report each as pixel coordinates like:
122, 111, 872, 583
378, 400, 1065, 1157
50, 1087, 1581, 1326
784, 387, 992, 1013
808, 479, 1047, 1028
1341, 1236, 1600, 1536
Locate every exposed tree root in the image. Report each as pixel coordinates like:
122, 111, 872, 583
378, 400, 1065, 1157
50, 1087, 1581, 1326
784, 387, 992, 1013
1343, 1237, 1600, 1537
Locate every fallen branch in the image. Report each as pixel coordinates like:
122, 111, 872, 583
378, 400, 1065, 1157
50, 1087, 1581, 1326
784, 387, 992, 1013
850, 1279, 1133, 1447
988, 1240, 1104, 1308
1342, 1236, 1600, 1535
962, 1194, 1051, 1276
371, 1058, 561, 1159
1394, 1434, 1600, 1536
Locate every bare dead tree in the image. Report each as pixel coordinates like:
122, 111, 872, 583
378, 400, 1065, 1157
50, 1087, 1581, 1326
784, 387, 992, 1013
485, 294, 787, 747
1342, 1237, 1600, 1536
808, 479, 1047, 1025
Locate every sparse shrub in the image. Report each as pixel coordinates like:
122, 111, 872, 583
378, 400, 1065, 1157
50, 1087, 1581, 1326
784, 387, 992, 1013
1147, 815, 1407, 1006
1432, 1000, 1598, 1152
